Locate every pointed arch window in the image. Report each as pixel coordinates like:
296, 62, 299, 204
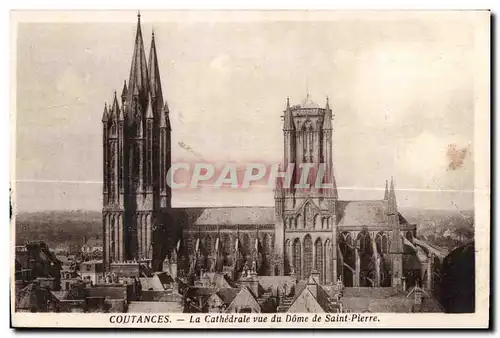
357, 231, 372, 256
314, 238, 323, 282
242, 234, 251, 257
110, 218, 115, 262
292, 238, 301, 277
324, 239, 333, 284
159, 129, 166, 190
303, 235, 313, 279
109, 142, 117, 201
222, 233, 231, 256
262, 234, 270, 255
308, 123, 313, 162
302, 120, 314, 163
130, 143, 141, 190
376, 232, 389, 254
206, 235, 213, 256
147, 120, 153, 186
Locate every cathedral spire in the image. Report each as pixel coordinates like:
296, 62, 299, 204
132, 80, 140, 97
121, 80, 128, 102
388, 177, 398, 215
274, 172, 285, 199
323, 97, 332, 130
102, 102, 109, 122
108, 92, 119, 120
160, 101, 171, 130
128, 12, 149, 102
113, 90, 120, 111
283, 97, 295, 131
384, 180, 389, 200
148, 30, 163, 102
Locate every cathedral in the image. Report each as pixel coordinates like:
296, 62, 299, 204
102, 14, 419, 289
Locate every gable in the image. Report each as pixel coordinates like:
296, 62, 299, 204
216, 288, 240, 304
287, 288, 326, 313
289, 199, 325, 230
295, 199, 320, 217
227, 287, 261, 313
207, 294, 225, 308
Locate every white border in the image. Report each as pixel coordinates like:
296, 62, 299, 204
4, 3, 494, 334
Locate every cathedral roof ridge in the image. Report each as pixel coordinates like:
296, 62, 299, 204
339, 199, 388, 203
172, 205, 275, 210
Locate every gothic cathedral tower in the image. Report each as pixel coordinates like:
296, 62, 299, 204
102, 14, 172, 269
275, 96, 339, 283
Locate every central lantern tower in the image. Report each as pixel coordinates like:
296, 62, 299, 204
274, 96, 339, 283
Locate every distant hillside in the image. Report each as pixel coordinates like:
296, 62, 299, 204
400, 208, 474, 251
14, 208, 475, 253
401, 207, 474, 234
15, 210, 102, 251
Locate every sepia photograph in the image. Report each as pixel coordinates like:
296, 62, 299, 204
10, 10, 490, 328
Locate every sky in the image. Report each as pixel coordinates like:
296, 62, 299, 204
14, 11, 478, 212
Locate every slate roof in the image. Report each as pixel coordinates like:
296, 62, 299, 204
140, 271, 175, 291
290, 281, 308, 304
173, 207, 275, 226
169, 201, 412, 228
287, 276, 339, 313
337, 200, 410, 228
185, 287, 216, 299
337, 200, 389, 227
215, 288, 241, 305
315, 284, 339, 312
156, 272, 175, 286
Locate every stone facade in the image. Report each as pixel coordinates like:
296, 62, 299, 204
102, 15, 419, 289
102, 13, 172, 269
